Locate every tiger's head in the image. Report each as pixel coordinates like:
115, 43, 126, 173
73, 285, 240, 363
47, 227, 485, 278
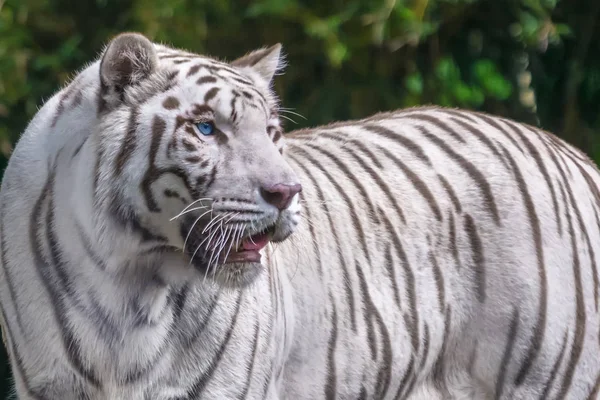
94, 32, 302, 287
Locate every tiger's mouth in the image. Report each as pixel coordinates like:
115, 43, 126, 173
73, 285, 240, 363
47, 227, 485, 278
179, 212, 294, 287
181, 215, 278, 269
222, 224, 276, 264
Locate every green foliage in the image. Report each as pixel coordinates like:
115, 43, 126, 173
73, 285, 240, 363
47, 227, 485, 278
0, 0, 599, 394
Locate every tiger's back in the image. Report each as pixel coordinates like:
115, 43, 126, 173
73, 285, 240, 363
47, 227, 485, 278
275, 107, 600, 399
0, 31, 599, 400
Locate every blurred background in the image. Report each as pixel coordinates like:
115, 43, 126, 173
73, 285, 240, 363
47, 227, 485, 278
0, 0, 599, 395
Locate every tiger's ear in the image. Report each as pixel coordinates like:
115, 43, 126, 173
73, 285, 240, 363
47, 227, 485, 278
99, 32, 157, 107
231, 44, 284, 86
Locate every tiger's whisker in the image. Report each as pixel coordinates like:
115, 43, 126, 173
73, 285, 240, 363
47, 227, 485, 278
279, 114, 298, 125
279, 109, 307, 120
172, 197, 212, 220
183, 209, 213, 252
170, 205, 211, 221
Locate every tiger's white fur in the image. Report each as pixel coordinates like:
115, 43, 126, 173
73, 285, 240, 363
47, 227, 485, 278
0, 32, 599, 400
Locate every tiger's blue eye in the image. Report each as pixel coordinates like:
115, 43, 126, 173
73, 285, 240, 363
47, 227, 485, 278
196, 122, 215, 136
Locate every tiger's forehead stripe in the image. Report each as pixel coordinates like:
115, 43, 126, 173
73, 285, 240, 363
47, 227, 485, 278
196, 75, 217, 85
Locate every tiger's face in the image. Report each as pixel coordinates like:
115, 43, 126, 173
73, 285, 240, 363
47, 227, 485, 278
97, 33, 302, 287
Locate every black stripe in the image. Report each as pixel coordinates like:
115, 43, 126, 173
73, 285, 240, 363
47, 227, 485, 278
184, 292, 243, 398
181, 293, 221, 350
383, 242, 402, 309
204, 87, 220, 103
0, 303, 43, 399
72, 137, 87, 159
393, 354, 416, 399
85, 292, 122, 342
432, 306, 452, 395
324, 293, 338, 400
469, 111, 526, 154
377, 145, 443, 222
172, 285, 189, 322
75, 221, 108, 271
468, 341, 479, 377
187, 64, 202, 77
358, 386, 368, 400
543, 128, 594, 166
114, 107, 139, 176
438, 108, 480, 124
333, 143, 406, 224
230, 92, 240, 124
361, 124, 432, 165
47, 174, 122, 341
141, 116, 167, 212
0, 194, 27, 334
464, 214, 486, 302
354, 259, 378, 361
504, 122, 562, 236
543, 137, 600, 315
450, 117, 509, 169
122, 327, 171, 384
260, 359, 274, 399
419, 323, 430, 370
428, 251, 446, 312
379, 214, 419, 352
406, 112, 466, 143
368, 297, 393, 398
238, 319, 261, 400
196, 75, 217, 84
537, 136, 570, 237
93, 138, 105, 207
417, 126, 500, 225
304, 143, 380, 225
539, 329, 569, 399
592, 198, 600, 235
355, 261, 393, 399
567, 174, 599, 311
30, 167, 101, 387
555, 174, 588, 399
258, 273, 275, 399
495, 307, 520, 400
587, 371, 600, 400
438, 174, 462, 213
290, 146, 373, 266
51, 80, 79, 128
313, 132, 384, 169
448, 211, 462, 269
501, 147, 548, 387
297, 191, 323, 277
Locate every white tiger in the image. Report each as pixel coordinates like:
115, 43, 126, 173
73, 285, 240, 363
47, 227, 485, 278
0, 31, 599, 399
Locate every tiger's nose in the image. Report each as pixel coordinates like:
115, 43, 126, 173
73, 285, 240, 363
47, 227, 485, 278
260, 183, 303, 210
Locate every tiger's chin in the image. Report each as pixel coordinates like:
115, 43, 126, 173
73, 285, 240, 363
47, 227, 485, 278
212, 261, 265, 289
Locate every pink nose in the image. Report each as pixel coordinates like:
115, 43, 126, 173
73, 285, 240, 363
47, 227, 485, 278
260, 183, 303, 210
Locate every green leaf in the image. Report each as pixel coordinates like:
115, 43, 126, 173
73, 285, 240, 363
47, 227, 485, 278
473, 59, 496, 81
327, 41, 348, 67
435, 57, 460, 82
246, 0, 295, 17
405, 72, 423, 94
306, 18, 331, 39
554, 23, 573, 37
470, 87, 485, 106
453, 82, 472, 104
